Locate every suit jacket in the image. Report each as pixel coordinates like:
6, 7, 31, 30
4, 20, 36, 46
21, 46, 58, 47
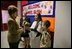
8, 18, 22, 43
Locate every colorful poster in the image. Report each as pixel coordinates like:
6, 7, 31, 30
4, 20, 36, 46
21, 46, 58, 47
23, 1, 55, 16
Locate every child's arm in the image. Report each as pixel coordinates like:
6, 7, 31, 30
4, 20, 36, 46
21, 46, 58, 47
21, 37, 25, 42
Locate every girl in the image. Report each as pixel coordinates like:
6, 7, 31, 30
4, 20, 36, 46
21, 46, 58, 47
20, 13, 31, 48
29, 13, 42, 48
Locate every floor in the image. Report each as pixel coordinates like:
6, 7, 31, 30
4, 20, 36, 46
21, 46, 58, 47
1, 31, 26, 48
1, 31, 40, 48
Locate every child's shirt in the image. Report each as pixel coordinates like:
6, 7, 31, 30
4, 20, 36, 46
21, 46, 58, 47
40, 30, 51, 48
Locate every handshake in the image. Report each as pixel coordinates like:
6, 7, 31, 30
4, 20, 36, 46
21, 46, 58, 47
22, 21, 30, 27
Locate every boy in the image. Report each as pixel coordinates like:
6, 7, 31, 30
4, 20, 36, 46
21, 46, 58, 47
40, 20, 51, 48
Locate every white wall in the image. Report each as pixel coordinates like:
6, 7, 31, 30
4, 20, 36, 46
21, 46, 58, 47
53, 1, 71, 48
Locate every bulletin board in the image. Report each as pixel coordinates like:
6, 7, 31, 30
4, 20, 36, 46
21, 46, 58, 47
22, 1, 55, 16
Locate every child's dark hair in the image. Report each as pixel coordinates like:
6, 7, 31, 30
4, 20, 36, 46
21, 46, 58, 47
37, 13, 42, 21
44, 20, 50, 28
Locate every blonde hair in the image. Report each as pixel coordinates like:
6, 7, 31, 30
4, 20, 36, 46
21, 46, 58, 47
8, 5, 18, 16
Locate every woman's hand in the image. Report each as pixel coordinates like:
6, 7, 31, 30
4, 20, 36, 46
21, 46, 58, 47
18, 28, 24, 33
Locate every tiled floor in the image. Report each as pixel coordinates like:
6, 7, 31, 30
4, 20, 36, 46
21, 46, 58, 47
1, 31, 9, 48
1, 31, 40, 48
1, 31, 25, 48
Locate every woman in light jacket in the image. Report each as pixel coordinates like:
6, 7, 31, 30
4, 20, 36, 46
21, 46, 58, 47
7, 5, 23, 48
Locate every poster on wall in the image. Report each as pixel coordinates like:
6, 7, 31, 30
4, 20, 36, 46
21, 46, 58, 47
23, 1, 55, 16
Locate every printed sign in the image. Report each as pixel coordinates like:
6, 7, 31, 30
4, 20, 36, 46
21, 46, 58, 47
23, 1, 54, 16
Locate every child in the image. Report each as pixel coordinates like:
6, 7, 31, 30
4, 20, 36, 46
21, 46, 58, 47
40, 20, 51, 48
30, 13, 42, 48
21, 21, 30, 48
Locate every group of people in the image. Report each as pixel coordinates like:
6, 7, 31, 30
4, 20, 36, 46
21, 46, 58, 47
7, 5, 51, 48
